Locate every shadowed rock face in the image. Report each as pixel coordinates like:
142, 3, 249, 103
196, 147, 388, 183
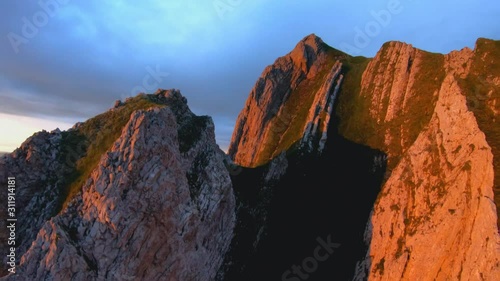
218, 115, 387, 281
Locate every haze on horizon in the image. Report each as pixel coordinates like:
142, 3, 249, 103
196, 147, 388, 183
0, 0, 499, 153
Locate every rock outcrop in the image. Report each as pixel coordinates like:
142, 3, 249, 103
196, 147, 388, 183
300, 60, 344, 152
1, 90, 236, 280
0, 129, 69, 275
355, 73, 499, 280
346, 40, 500, 281
228, 34, 347, 167
229, 35, 500, 280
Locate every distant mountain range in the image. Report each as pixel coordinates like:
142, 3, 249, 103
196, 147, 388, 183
0, 34, 498, 280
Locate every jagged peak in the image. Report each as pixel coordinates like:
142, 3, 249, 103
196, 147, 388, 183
287, 34, 329, 75
295, 33, 326, 53
154, 88, 186, 102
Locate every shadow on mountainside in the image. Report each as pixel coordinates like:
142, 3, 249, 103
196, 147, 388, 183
220, 115, 386, 281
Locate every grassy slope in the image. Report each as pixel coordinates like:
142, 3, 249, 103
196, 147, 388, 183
336, 43, 445, 172
457, 38, 500, 228
335, 55, 372, 143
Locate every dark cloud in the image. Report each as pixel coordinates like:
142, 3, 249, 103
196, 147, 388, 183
1, 0, 499, 150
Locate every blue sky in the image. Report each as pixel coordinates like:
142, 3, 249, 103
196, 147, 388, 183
1, 0, 499, 152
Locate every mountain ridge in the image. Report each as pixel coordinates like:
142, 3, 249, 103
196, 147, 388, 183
0, 34, 498, 280
229, 33, 500, 280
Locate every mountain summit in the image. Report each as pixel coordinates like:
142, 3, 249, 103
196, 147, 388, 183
229, 34, 347, 166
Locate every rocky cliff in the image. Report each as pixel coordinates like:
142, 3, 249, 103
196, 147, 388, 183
347, 40, 500, 281
228, 34, 348, 167
228, 35, 500, 280
0, 129, 70, 275
0, 90, 235, 280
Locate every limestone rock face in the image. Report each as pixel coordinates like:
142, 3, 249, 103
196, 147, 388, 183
228, 35, 500, 280
352, 40, 500, 281
355, 75, 500, 280
300, 61, 344, 152
228, 34, 342, 167
1, 93, 235, 280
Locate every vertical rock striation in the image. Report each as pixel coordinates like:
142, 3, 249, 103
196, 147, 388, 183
301, 60, 344, 152
228, 34, 347, 167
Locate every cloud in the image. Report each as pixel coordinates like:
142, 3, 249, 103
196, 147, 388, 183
0, 0, 499, 151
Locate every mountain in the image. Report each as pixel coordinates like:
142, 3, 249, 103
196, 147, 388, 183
0, 90, 235, 280
228, 34, 345, 166
346, 39, 500, 281
0, 35, 499, 280
228, 34, 500, 280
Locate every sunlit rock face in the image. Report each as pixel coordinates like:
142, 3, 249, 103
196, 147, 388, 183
0, 129, 67, 276
228, 35, 500, 280
351, 40, 500, 281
